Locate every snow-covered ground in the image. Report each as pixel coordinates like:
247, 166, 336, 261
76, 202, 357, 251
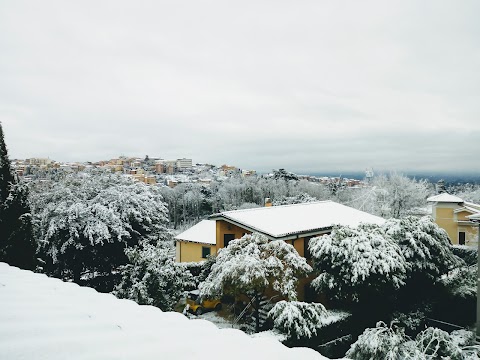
0, 263, 331, 360
192, 310, 242, 330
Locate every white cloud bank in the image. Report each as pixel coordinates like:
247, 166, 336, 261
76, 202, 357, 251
1, 0, 479, 172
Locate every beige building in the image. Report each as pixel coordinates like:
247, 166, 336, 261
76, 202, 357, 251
428, 193, 480, 247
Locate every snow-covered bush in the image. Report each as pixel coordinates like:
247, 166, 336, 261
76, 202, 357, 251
114, 243, 194, 311
180, 255, 216, 287
348, 324, 478, 360
268, 301, 327, 339
450, 330, 480, 359
384, 216, 462, 281
30, 172, 171, 284
440, 264, 477, 299
415, 327, 464, 360
452, 245, 477, 266
392, 306, 431, 334
346, 321, 418, 360
309, 224, 406, 303
450, 329, 476, 348
200, 233, 311, 332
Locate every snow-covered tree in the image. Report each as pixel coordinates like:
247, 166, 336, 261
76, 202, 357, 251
0, 123, 36, 270
272, 168, 299, 181
268, 301, 327, 339
272, 193, 318, 206
30, 172, 171, 287
384, 216, 461, 281
346, 173, 429, 218
309, 224, 407, 304
0, 122, 14, 202
114, 243, 193, 311
455, 186, 480, 204
200, 233, 311, 332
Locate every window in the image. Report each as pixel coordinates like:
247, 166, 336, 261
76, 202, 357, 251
202, 246, 211, 259
459, 232, 466, 245
224, 234, 235, 248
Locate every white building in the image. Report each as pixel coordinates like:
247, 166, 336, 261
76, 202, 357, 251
176, 158, 193, 169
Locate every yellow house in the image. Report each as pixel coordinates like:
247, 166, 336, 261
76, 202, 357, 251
427, 193, 480, 247
175, 201, 385, 300
175, 220, 217, 262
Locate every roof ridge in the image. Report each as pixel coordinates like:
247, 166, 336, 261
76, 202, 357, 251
219, 200, 333, 215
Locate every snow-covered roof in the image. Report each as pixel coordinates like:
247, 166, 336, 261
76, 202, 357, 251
464, 202, 480, 212
427, 193, 464, 203
0, 263, 327, 360
468, 213, 480, 221
210, 201, 385, 238
454, 205, 480, 214
174, 220, 216, 245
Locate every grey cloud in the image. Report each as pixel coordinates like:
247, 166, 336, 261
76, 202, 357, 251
1, 1, 479, 174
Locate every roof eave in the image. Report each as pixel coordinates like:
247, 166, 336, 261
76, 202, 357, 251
209, 214, 333, 240
174, 238, 216, 245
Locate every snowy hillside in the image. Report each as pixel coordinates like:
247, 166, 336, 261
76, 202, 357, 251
0, 263, 332, 360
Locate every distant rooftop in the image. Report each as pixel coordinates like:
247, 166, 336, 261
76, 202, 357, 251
210, 201, 385, 239
427, 193, 464, 203
0, 263, 327, 360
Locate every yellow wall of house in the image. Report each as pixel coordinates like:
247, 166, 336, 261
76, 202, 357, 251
456, 211, 470, 221
433, 205, 478, 246
285, 238, 307, 257
215, 220, 251, 253
176, 241, 216, 263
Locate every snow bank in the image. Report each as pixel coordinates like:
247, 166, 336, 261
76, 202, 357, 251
0, 263, 329, 360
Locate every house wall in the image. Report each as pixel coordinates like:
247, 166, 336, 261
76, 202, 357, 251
285, 238, 308, 257
175, 241, 216, 263
215, 220, 251, 253
432, 203, 478, 246
434, 206, 457, 242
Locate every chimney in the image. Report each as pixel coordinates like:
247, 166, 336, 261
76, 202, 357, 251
264, 198, 272, 207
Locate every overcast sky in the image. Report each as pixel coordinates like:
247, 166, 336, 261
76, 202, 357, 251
1, 1, 479, 174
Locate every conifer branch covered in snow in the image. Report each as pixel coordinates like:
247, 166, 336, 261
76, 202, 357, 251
309, 223, 407, 303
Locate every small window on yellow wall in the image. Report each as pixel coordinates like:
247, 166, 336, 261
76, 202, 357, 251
459, 232, 466, 245
202, 246, 211, 259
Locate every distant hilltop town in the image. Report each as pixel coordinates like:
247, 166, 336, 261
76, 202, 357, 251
11, 156, 366, 188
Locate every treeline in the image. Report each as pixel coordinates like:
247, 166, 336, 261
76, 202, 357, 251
160, 170, 434, 229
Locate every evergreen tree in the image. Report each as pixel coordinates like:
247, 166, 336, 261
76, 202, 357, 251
0, 122, 36, 270
0, 123, 14, 202
200, 233, 311, 333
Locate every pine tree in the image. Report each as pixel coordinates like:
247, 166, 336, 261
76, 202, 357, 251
0, 122, 36, 270
0, 123, 14, 203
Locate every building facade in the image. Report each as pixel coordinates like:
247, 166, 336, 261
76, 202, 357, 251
428, 193, 480, 246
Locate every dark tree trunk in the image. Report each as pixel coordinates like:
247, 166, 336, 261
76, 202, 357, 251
254, 294, 260, 333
